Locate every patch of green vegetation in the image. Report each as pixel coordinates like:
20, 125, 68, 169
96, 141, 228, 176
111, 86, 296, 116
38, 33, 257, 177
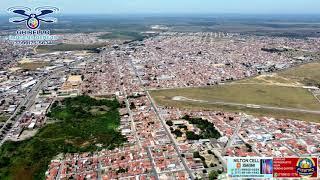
209, 170, 223, 180
89, 106, 109, 115
178, 125, 187, 130
171, 129, 183, 137
182, 115, 221, 140
0, 96, 126, 180
151, 84, 320, 110
193, 151, 208, 168
238, 62, 320, 87
186, 131, 202, 140
37, 43, 106, 53
237, 78, 267, 84
18, 62, 50, 71
150, 73, 320, 122
98, 31, 145, 41
235, 75, 299, 88
151, 96, 320, 122
261, 47, 289, 53
262, 76, 294, 84
0, 115, 8, 122
166, 120, 173, 126
280, 62, 320, 87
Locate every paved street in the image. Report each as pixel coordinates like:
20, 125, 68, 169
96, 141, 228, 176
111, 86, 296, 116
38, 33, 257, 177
129, 57, 196, 180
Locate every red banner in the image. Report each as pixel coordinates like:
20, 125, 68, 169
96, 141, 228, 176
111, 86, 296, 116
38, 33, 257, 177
273, 158, 318, 178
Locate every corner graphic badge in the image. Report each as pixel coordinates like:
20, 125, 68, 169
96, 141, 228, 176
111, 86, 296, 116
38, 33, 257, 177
7, 7, 59, 45
296, 158, 317, 177
8, 7, 58, 29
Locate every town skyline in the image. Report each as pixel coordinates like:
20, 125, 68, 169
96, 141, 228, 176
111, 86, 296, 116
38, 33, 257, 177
1, 0, 320, 14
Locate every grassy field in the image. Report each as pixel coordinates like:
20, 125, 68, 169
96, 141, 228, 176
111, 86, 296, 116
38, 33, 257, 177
18, 62, 50, 71
279, 62, 320, 86
236, 62, 320, 87
150, 63, 320, 122
151, 85, 320, 110
37, 43, 106, 53
98, 31, 145, 41
237, 74, 298, 85
0, 96, 126, 180
151, 96, 320, 122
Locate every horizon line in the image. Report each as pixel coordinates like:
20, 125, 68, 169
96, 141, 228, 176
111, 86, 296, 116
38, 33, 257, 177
1, 12, 320, 16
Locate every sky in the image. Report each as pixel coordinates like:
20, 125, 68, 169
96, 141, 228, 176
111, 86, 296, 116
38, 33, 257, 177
1, 0, 320, 15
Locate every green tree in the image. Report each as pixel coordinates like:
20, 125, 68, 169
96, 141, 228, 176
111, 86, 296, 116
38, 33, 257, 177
172, 129, 183, 137
166, 120, 173, 126
130, 102, 136, 109
186, 131, 201, 140
209, 170, 219, 180
193, 151, 200, 158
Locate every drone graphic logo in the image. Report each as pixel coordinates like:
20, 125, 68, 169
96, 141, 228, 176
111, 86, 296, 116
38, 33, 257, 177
8, 7, 59, 29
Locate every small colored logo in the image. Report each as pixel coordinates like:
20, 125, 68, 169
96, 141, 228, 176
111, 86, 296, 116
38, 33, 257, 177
6, 6, 60, 45
296, 158, 316, 177
236, 162, 241, 169
8, 7, 59, 29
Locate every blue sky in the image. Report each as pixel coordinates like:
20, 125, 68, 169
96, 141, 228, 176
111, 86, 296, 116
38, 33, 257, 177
1, 0, 319, 14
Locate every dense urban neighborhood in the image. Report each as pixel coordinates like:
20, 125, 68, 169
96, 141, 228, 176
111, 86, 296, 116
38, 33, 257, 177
1, 28, 320, 179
